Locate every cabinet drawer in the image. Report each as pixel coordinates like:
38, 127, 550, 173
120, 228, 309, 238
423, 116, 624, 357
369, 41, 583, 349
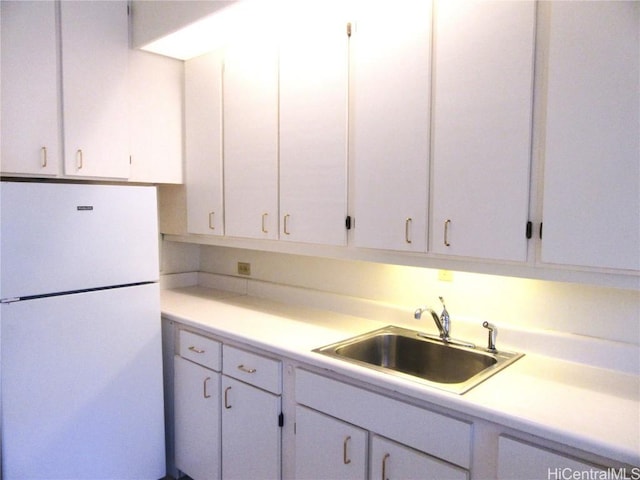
223, 345, 281, 394
295, 369, 472, 469
178, 329, 221, 371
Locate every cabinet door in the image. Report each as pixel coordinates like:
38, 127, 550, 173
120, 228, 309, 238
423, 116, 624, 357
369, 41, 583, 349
60, 1, 130, 179
279, 18, 349, 245
174, 356, 221, 480
430, 0, 535, 261
295, 406, 367, 480
221, 376, 281, 479
497, 436, 605, 479
370, 435, 468, 480
351, 2, 431, 252
540, 1, 640, 271
223, 41, 279, 239
129, 50, 183, 184
185, 51, 224, 235
1, 0, 60, 176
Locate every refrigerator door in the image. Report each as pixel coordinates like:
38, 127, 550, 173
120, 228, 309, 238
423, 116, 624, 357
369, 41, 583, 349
0, 182, 159, 299
1, 283, 165, 479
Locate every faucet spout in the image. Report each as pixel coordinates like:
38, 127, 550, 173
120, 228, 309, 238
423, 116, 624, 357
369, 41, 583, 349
429, 309, 447, 338
414, 306, 448, 340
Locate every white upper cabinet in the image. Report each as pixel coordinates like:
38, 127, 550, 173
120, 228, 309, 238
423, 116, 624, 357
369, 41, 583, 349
430, 0, 535, 261
540, 1, 640, 272
223, 41, 279, 240
129, 50, 183, 184
185, 51, 225, 236
60, 1, 130, 179
279, 16, 349, 246
1, 1, 60, 176
351, 2, 431, 252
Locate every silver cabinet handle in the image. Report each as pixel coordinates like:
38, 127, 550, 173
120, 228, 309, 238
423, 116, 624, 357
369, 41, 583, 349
405, 218, 412, 244
41, 146, 48, 168
283, 214, 291, 235
261, 213, 268, 233
237, 364, 256, 374
224, 386, 232, 409
76, 149, 83, 170
381, 453, 390, 480
203, 376, 212, 399
343, 436, 352, 465
208, 212, 215, 230
444, 219, 451, 247
188, 345, 205, 354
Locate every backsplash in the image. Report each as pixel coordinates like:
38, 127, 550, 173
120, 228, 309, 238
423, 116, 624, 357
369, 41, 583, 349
161, 240, 639, 371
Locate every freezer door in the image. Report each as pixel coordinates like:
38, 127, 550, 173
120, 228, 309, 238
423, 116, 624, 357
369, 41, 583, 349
1, 283, 165, 479
1, 182, 159, 299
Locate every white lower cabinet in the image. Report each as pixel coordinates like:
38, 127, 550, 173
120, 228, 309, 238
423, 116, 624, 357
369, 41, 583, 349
174, 356, 221, 480
174, 330, 222, 479
295, 369, 472, 479
371, 435, 468, 480
497, 436, 606, 480
295, 405, 367, 480
221, 345, 282, 479
169, 324, 630, 480
221, 377, 281, 479
174, 335, 282, 480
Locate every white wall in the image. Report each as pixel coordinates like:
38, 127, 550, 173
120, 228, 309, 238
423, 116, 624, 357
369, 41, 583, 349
162, 242, 640, 347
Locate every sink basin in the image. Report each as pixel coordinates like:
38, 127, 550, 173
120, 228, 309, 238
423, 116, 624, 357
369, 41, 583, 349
313, 325, 523, 394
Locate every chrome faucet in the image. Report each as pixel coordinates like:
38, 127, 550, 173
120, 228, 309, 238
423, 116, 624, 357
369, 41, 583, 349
414, 296, 450, 341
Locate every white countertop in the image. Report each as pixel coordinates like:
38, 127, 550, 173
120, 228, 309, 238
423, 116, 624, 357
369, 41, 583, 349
161, 285, 640, 467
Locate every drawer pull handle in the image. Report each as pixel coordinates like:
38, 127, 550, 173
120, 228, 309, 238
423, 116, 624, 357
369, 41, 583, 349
237, 364, 256, 374
343, 436, 351, 465
444, 219, 451, 247
224, 386, 232, 409
209, 211, 215, 230
203, 376, 211, 398
382, 453, 390, 480
188, 346, 205, 354
41, 146, 48, 168
262, 213, 268, 233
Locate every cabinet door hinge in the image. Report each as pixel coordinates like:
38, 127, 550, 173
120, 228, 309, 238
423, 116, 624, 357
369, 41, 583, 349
347, 22, 352, 37
278, 412, 284, 427
345, 215, 353, 230
526, 221, 532, 239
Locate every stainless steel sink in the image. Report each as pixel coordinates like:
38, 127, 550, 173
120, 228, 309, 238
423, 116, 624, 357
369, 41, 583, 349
313, 325, 523, 394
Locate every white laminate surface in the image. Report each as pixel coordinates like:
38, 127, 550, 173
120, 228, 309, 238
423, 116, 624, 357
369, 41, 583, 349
161, 286, 640, 467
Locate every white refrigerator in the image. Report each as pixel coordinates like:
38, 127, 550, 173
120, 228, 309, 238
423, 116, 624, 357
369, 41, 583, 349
0, 181, 166, 479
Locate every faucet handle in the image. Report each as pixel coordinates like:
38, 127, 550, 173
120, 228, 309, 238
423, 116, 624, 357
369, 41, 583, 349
438, 296, 446, 308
